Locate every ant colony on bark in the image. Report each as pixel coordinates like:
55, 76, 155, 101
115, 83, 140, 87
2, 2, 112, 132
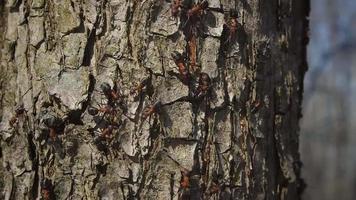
5, 0, 242, 199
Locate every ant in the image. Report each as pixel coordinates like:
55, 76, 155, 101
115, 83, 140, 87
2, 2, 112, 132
171, 0, 182, 18
141, 101, 162, 120
206, 181, 229, 197
193, 72, 211, 99
222, 9, 239, 44
99, 125, 117, 140
251, 100, 262, 113
180, 168, 190, 189
187, 35, 198, 72
41, 178, 55, 200
163, 152, 198, 199
88, 104, 117, 116
100, 82, 122, 102
183, 1, 209, 73
43, 116, 63, 142
186, 0, 208, 19
88, 103, 121, 125
130, 78, 149, 96
171, 51, 190, 84
205, 171, 226, 197
202, 135, 212, 170
100, 81, 129, 114
206, 180, 220, 196
178, 168, 191, 200
181, 0, 208, 30
9, 104, 26, 127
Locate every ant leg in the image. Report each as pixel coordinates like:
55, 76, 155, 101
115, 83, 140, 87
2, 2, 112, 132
182, 16, 191, 29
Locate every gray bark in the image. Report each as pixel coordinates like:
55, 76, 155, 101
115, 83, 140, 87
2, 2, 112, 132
0, 0, 309, 199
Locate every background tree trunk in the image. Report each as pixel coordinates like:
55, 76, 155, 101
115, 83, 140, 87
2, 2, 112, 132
0, 0, 309, 199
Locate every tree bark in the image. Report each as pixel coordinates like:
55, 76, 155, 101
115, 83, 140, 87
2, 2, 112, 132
0, 0, 309, 199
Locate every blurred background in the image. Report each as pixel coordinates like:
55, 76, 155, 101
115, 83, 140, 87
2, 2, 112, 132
301, 0, 356, 199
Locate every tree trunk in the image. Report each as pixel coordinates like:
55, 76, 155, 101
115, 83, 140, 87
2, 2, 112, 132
0, 0, 309, 199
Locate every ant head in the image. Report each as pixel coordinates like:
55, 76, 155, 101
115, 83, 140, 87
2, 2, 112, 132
199, 72, 211, 83
88, 107, 99, 116
141, 78, 150, 86
181, 0, 193, 8
15, 104, 26, 115
171, 51, 183, 61
41, 178, 52, 189
229, 9, 238, 18
100, 82, 112, 94
107, 125, 115, 131
43, 115, 62, 128
154, 101, 162, 107
153, 101, 163, 112
200, 0, 209, 9
211, 170, 223, 183
180, 168, 190, 176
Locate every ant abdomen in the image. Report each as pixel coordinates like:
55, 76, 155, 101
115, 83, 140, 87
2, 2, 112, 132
88, 107, 99, 116
100, 82, 112, 95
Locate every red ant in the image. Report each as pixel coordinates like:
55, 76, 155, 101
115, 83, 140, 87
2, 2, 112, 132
206, 180, 229, 197
206, 181, 220, 196
171, 51, 190, 84
205, 171, 225, 196
223, 9, 239, 44
188, 35, 198, 72
163, 153, 194, 199
186, 0, 208, 18
171, 0, 182, 18
130, 79, 149, 96
202, 136, 212, 168
99, 125, 117, 139
88, 103, 125, 127
88, 104, 117, 116
194, 72, 211, 99
178, 167, 195, 200
9, 105, 26, 127
43, 116, 63, 142
182, 1, 208, 73
180, 168, 190, 189
41, 178, 55, 200
100, 82, 121, 101
181, 0, 208, 30
251, 100, 262, 113
141, 102, 162, 120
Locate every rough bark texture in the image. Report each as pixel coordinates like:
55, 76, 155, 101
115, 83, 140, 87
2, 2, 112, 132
0, 0, 309, 199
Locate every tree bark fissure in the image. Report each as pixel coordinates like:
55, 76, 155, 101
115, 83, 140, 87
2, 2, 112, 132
0, 0, 309, 199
